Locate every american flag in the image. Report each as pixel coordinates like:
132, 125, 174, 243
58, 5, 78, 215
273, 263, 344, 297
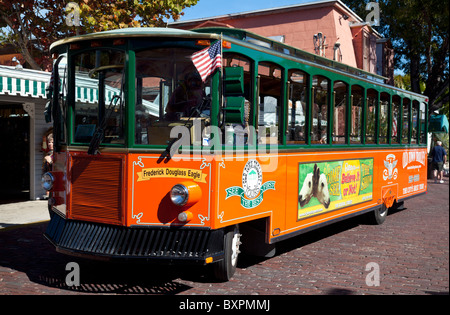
191, 40, 222, 82
392, 118, 397, 136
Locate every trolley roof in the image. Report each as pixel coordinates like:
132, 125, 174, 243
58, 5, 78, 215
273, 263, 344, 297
49, 27, 220, 51
50, 26, 427, 102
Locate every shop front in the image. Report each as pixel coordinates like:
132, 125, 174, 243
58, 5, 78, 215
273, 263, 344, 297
0, 65, 51, 202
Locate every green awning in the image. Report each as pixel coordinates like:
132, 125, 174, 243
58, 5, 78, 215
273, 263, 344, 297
0, 67, 50, 99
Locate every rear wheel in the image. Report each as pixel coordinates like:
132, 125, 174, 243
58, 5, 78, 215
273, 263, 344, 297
213, 225, 241, 281
370, 204, 388, 225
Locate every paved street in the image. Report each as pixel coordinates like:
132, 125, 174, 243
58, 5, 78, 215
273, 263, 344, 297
0, 179, 448, 296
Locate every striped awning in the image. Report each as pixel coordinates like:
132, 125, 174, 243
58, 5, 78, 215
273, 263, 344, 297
75, 81, 121, 104
0, 65, 50, 99
0, 65, 114, 104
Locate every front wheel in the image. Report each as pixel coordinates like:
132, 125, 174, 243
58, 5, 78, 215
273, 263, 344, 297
213, 225, 241, 281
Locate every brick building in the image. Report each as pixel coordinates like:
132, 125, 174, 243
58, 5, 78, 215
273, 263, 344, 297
171, 0, 394, 85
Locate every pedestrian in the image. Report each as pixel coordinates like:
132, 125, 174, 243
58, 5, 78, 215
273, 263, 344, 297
42, 132, 54, 173
42, 132, 54, 199
431, 140, 447, 184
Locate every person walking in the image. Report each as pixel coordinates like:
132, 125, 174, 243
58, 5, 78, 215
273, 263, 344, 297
431, 140, 447, 183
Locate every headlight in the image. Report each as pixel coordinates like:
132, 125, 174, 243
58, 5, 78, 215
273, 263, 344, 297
42, 172, 54, 191
170, 184, 189, 206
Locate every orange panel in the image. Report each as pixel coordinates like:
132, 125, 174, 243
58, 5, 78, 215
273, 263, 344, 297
58, 147, 427, 245
127, 154, 213, 228
213, 155, 286, 235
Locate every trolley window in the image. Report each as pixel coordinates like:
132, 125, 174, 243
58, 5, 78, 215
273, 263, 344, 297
72, 49, 126, 145
350, 85, 364, 144
411, 100, 419, 144
379, 92, 390, 144
287, 70, 308, 144
392, 95, 401, 144
135, 47, 212, 146
402, 98, 411, 144
312, 75, 329, 144
366, 89, 377, 144
257, 62, 283, 145
222, 53, 253, 147
332, 81, 348, 144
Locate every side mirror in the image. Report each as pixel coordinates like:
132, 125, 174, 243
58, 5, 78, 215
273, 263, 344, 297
44, 100, 52, 123
223, 67, 245, 124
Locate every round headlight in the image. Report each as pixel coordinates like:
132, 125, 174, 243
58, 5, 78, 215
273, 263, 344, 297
170, 184, 189, 206
42, 172, 54, 191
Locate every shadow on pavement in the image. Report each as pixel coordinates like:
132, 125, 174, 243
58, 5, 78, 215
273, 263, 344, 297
0, 222, 209, 294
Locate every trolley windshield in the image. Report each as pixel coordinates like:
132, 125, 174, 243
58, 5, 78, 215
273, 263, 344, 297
135, 47, 212, 146
73, 49, 126, 146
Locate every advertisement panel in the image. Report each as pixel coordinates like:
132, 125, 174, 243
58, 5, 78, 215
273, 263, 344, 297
298, 158, 374, 220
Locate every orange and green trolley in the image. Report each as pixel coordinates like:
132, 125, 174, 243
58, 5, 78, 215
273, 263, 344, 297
43, 27, 428, 281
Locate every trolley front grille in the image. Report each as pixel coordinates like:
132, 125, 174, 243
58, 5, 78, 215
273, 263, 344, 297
70, 155, 124, 225
44, 213, 223, 262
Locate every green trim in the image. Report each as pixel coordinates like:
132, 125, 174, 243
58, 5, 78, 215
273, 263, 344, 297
126, 48, 136, 148
7, 77, 12, 91
361, 88, 367, 145
24, 79, 29, 94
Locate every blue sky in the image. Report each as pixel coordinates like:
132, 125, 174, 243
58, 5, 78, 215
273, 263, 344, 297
178, 0, 311, 21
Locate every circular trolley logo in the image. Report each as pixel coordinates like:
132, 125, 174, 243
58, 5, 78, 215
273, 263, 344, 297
225, 159, 276, 209
242, 159, 263, 199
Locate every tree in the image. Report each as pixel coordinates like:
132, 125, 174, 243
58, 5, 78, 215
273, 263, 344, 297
0, 0, 199, 70
344, 0, 449, 116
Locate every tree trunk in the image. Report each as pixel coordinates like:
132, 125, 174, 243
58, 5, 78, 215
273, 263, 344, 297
409, 52, 421, 94
19, 45, 43, 71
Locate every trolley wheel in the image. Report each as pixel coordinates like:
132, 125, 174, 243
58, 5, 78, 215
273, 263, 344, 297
370, 204, 389, 225
213, 225, 241, 281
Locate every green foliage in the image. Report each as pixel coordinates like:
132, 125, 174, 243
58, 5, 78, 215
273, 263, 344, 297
78, 0, 199, 31
344, 0, 449, 115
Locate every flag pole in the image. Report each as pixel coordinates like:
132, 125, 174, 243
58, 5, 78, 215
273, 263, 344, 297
219, 33, 224, 128
220, 33, 223, 73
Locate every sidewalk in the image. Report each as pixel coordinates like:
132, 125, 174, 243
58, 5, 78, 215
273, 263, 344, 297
0, 200, 50, 230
